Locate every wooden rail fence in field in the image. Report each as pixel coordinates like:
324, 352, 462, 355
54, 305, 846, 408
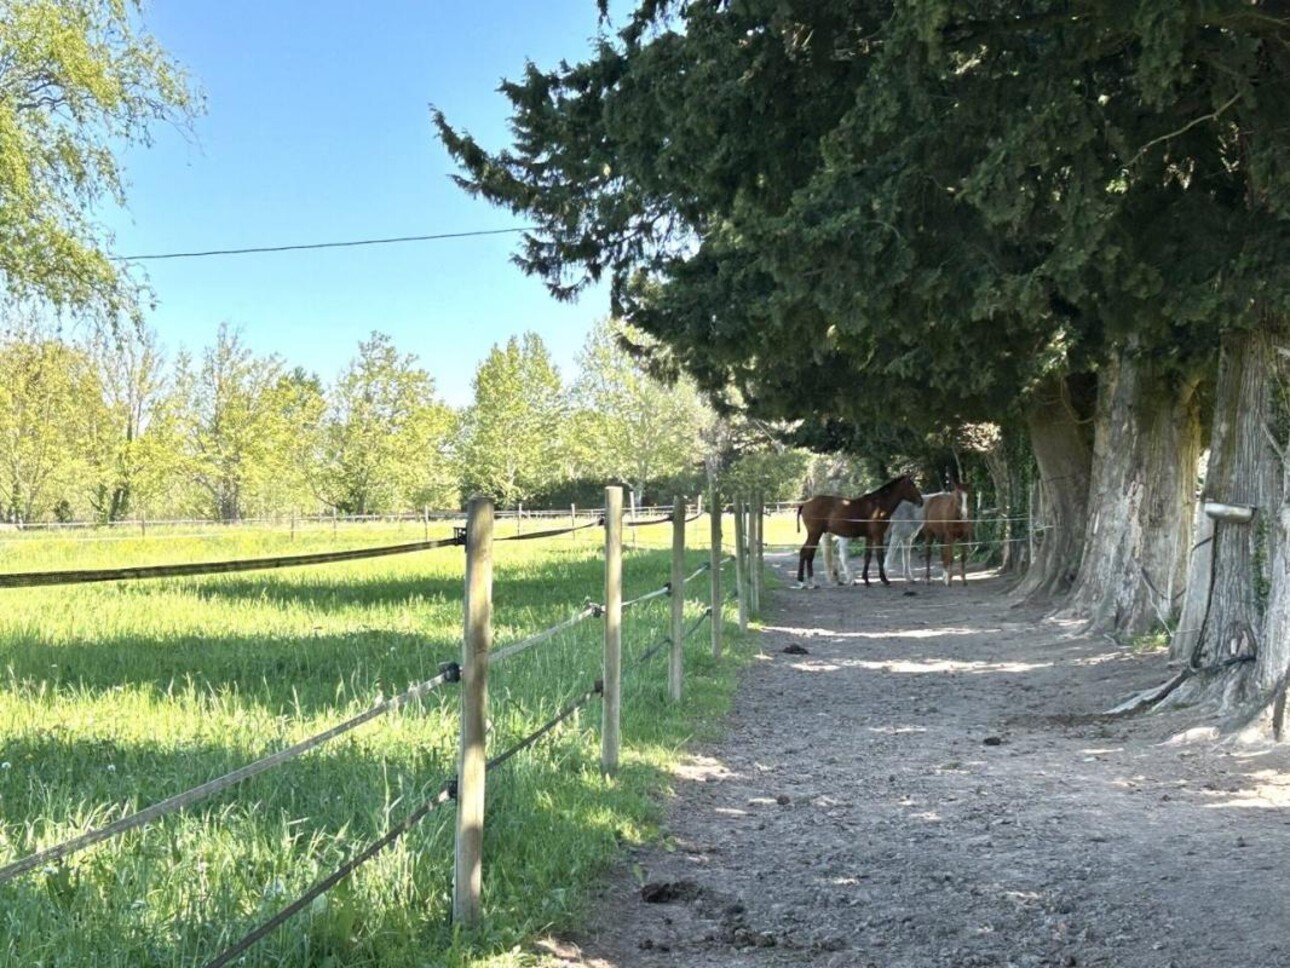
0, 486, 769, 965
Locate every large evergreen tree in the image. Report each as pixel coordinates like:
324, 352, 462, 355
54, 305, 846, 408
437, 1, 1290, 719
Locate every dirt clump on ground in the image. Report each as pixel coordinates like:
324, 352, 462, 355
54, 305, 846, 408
538, 556, 1290, 968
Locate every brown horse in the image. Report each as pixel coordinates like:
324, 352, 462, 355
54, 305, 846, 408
922, 482, 973, 586
796, 475, 924, 588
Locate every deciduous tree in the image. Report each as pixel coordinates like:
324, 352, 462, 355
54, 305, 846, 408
0, 334, 105, 521
570, 318, 711, 507
0, 0, 198, 317
176, 323, 287, 521
320, 332, 458, 514
459, 333, 564, 508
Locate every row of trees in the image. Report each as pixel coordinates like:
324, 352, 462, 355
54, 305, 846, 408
436, 1, 1290, 728
0, 319, 735, 523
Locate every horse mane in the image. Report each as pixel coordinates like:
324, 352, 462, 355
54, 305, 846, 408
870, 474, 912, 497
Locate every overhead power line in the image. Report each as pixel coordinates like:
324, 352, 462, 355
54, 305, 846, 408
110, 226, 536, 262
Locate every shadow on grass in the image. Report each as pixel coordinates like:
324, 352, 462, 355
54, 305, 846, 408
0, 662, 701, 968
0, 626, 462, 713
137, 545, 705, 616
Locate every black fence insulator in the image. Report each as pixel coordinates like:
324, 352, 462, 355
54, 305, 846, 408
664, 581, 673, 596
438, 661, 462, 683
590, 601, 605, 618
445, 777, 459, 801
594, 677, 604, 695
452, 527, 467, 546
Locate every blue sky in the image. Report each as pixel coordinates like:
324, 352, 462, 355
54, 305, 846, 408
104, 1, 623, 406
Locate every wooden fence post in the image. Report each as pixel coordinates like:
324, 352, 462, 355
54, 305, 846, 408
454, 496, 493, 927
709, 481, 723, 659
670, 496, 686, 702
602, 486, 623, 774
733, 499, 749, 632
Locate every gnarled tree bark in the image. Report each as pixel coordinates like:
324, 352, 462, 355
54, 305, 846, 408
1014, 373, 1094, 601
1066, 348, 1202, 637
1164, 324, 1285, 716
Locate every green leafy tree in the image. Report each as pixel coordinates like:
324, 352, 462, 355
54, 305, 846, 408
570, 318, 711, 507
176, 323, 288, 521
83, 324, 175, 520
460, 332, 564, 508
320, 332, 458, 514
264, 366, 327, 515
0, 0, 199, 317
0, 334, 107, 521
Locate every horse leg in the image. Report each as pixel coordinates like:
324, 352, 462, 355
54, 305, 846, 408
924, 535, 933, 583
876, 537, 890, 586
800, 528, 822, 589
837, 537, 852, 585
959, 538, 968, 585
941, 540, 954, 587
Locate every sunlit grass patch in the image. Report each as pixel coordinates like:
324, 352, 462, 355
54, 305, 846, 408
0, 519, 754, 966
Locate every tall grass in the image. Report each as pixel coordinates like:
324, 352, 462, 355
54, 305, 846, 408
0, 515, 751, 967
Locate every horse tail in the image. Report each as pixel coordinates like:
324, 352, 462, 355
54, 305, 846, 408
796, 503, 802, 533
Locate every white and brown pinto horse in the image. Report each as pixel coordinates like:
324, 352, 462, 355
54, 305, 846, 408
796, 475, 923, 588
883, 497, 926, 582
922, 482, 973, 586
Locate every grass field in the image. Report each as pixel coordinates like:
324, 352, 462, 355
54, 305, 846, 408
0, 511, 774, 968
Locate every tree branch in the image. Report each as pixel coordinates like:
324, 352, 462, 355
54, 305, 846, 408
1127, 93, 1242, 168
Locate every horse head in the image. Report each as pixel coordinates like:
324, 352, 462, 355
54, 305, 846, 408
899, 474, 924, 507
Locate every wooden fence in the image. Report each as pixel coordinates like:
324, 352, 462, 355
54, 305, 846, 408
0, 484, 769, 961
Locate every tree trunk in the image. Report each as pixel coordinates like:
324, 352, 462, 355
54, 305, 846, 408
1013, 373, 1094, 601
1166, 324, 1285, 714
1066, 349, 1201, 637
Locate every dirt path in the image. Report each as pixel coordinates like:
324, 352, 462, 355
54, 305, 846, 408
540, 556, 1290, 968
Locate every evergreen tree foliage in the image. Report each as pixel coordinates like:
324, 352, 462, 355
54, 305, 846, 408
434, 1, 1290, 443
